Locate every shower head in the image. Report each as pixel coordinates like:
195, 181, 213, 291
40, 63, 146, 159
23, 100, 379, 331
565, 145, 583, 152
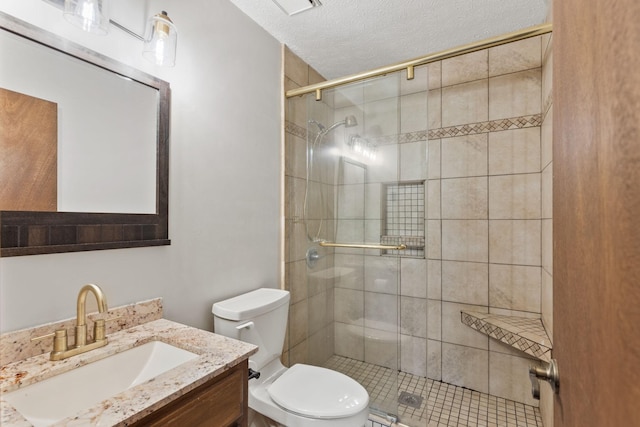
343, 115, 358, 128
321, 115, 358, 134
309, 115, 358, 135
308, 119, 326, 132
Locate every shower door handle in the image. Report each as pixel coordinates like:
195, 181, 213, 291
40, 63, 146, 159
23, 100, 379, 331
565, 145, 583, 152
319, 241, 407, 250
529, 359, 559, 399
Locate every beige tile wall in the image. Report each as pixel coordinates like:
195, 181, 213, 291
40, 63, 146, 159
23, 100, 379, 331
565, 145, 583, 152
427, 36, 546, 408
283, 46, 335, 368
397, 74, 430, 377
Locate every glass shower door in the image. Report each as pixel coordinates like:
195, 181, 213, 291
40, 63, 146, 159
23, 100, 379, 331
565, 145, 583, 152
302, 73, 403, 422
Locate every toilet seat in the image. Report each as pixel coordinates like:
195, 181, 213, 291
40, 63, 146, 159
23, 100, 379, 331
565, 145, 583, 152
268, 364, 369, 419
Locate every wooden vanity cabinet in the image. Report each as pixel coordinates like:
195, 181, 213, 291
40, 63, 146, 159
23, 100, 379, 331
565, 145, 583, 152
130, 360, 248, 427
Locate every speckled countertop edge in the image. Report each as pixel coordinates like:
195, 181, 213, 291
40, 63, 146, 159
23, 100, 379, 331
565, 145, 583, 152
0, 318, 257, 426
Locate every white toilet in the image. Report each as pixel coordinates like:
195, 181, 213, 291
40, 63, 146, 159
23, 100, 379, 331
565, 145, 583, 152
212, 288, 370, 427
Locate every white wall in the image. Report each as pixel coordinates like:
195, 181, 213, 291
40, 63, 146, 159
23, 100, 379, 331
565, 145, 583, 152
0, 0, 282, 332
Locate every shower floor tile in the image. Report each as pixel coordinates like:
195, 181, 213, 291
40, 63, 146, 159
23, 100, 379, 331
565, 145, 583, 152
325, 355, 543, 427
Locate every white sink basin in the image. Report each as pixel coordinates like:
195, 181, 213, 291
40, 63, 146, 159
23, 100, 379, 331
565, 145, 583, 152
3, 341, 199, 426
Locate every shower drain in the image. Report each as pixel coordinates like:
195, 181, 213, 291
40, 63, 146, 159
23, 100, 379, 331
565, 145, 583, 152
398, 391, 423, 409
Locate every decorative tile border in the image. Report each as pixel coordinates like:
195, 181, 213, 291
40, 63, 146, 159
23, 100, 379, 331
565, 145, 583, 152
285, 120, 307, 139
359, 114, 542, 146
429, 114, 542, 140
461, 310, 552, 362
399, 131, 429, 144
371, 135, 399, 145
287, 114, 542, 147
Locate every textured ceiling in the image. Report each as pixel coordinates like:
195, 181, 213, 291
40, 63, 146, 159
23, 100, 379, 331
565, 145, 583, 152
227, 0, 549, 80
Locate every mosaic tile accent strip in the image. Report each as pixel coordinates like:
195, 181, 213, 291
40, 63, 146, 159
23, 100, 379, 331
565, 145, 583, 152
370, 134, 400, 146
381, 235, 425, 258
384, 183, 425, 236
369, 114, 542, 146
382, 182, 425, 258
399, 130, 429, 144
428, 114, 542, 140
285, 120, 308, 139
461, 311, 552, 362
289, 114, 541, 147
381, 236, 426, 250
327, 355, 542, 427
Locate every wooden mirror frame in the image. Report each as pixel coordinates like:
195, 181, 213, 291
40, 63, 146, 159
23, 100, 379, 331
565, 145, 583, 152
0, 12, 170, 257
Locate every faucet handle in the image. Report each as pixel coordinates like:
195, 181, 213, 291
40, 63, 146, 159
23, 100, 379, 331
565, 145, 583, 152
31, 331, 56, 342
51, 330, 68, 353
94, 319, 107, 341
90, 313, 122, 322
93, 315, 121, 341
31, 329, 68, 353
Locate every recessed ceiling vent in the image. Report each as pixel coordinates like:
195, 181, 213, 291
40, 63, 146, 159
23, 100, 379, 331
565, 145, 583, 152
271, 0, 322, 16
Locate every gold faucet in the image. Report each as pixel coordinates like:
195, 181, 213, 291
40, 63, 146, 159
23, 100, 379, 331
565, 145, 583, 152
33, 284, 110, 361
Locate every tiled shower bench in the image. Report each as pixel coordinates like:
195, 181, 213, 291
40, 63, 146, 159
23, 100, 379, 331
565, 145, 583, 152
461, 310, 552, 362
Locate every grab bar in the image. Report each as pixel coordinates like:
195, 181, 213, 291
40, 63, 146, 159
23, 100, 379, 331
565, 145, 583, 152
319, 241, 407, 250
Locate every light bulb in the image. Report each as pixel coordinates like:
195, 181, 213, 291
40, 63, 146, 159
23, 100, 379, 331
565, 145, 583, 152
143, 11, 177, 67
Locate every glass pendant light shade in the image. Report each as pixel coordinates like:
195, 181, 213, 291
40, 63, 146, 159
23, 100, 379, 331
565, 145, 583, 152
143, 11, 177, 67
63, 0, 110, 35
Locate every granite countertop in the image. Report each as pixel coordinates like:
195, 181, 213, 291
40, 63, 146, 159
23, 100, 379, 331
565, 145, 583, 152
0, 318, 257, 426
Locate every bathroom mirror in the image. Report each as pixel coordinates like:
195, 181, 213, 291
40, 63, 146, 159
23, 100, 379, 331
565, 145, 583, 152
0, 12, 170, 256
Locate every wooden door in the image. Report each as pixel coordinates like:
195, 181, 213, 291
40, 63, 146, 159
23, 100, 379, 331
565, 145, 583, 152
553, 0, 640, 426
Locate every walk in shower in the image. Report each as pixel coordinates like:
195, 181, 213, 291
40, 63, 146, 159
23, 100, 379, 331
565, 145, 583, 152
284, 25, 552, 427
286, 70, 428, 424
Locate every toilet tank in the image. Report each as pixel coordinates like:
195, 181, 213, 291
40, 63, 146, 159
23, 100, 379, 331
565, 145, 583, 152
212, 288, 290, 371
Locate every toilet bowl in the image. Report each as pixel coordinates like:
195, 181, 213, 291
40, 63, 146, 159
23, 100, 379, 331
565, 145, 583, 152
213, 288, 370, 427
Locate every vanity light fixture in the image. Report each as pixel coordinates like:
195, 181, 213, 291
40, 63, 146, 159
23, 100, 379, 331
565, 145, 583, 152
58, 0, 178, 67
142, 11, 178, 67
63, 0, 110, 35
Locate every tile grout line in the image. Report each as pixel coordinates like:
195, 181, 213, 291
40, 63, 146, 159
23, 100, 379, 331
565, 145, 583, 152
331, 355, 541, 427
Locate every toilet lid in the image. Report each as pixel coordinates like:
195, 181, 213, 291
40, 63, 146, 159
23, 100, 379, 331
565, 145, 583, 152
268, 364, 369, 419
